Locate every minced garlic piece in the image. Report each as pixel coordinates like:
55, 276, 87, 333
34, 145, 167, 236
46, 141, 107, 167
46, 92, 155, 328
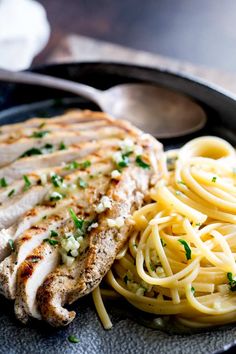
134, 145, 143, 156
87, 222, 98, 232
111, 170, 121, 179
95, 196, 112, 213
213, 300, 221, 310
217, 284, 230, 295
136, 287, 145, 296
112, 151, 123, 164
39, 173, 47, 185
107, 216, 124, 228
61, 235, 80, 252
156, 266, 166, 278
61, 253, 75, 267
119, 138, 134, 153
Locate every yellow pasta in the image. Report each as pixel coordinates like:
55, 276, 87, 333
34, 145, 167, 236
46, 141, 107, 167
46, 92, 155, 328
95, 136, 236, 329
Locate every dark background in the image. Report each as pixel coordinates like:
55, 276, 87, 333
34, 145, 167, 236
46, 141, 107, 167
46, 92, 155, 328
39, 0, 236, 72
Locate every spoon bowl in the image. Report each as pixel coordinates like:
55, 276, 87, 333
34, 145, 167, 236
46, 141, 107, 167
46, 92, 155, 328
100, 83, 206, 137
0, 69, 207, 138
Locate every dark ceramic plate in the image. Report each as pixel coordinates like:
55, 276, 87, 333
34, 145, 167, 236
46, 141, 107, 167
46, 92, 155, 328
0, 63, 236, 354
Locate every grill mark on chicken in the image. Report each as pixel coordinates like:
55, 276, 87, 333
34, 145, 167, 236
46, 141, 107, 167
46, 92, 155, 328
0, 121, 110, 143
0, 109, 164, 327
0, 110, 114, 134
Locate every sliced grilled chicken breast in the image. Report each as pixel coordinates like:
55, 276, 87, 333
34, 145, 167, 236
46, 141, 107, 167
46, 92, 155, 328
0, 109, 164, 328
0, 161, 113, 299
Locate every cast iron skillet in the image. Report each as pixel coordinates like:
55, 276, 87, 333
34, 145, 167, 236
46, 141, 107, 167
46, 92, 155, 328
0, 62, 235, 354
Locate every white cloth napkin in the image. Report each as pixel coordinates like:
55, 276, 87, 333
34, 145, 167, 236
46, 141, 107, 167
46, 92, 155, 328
0, 0, 50, 70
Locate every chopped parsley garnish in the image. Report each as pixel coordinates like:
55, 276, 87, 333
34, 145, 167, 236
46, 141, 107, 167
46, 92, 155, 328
49, 192, 63, 201
42, 215, 47, 220
78, 178, 87, 189
195, 223, 201, 227
30, 130, 50, 138
64, 160, 91, 171
79, 160, 91, 169
177, 180, 186, 186
38, 122, 46, 129
43, 238, 59, 246
51, 173, 64, 188
124, 275, 129, 284
69, 208, 84, 230
150, 263, 156, 271
161, 238, 166, 247
175, 191, 181, 196
135, 155, 150, 169
178, 239, 191, 260
20, 148, 42, 158
0, 178, 8, 188
167, 156, 178, 171
123, 151, 133, 158
50, 230, 58, 237
23, 175, 31, 191
191, 286, 195, 294
118, 155, 130, 168
227, 272, 236, 291
8, 239, 14, 251
212, 176, 217, 183
8, 189, 15, 198
68, 335, 80, 344
59, 141, 67, 150
20, 144, 53, 158
41, 143, 54, 154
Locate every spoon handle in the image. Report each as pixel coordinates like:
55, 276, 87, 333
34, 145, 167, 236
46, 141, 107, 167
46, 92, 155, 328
0, 69, 102, 104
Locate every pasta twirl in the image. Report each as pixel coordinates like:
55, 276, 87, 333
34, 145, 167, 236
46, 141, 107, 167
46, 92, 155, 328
93, 136, 236, 329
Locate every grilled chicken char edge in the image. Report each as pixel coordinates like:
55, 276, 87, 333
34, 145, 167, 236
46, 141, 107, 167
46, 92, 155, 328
0, 110, 164, 327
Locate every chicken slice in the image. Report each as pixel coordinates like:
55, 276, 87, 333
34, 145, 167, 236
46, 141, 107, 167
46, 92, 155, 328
0, 209, 71, 299
0, 198, 73, 262
0, 126, 127, 167
0, 120, 109, 143
15, 242, 60, 323
0, 110, 113, 134
0, 185, 50, 230
0, 138, 120, 182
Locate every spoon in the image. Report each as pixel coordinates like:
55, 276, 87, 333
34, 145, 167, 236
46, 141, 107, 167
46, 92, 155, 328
0, 68, 206, 138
